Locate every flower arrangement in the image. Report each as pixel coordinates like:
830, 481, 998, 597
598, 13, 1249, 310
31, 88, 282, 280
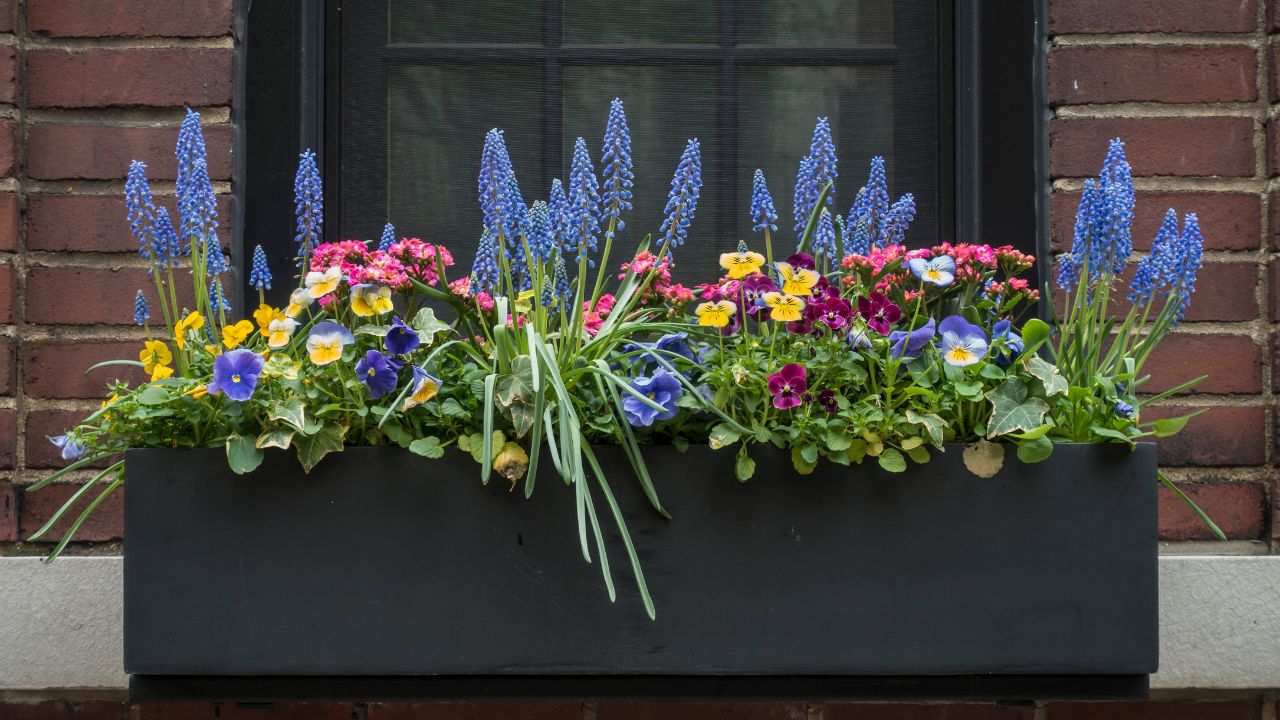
31, 102, 1218, 618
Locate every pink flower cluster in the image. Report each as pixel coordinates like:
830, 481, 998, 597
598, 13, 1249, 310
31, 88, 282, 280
449, 276, 495, 312
618, 251, 694, 314
583, 294, 616, 336
311, 238, 455, 291
840, 242, 1037, 292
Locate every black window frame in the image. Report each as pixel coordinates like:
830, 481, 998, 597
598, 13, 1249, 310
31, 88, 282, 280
233, 0, 1048, 309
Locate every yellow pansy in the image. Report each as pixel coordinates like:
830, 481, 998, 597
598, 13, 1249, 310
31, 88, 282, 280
184, 384, 208, 399
306, 322, 352, 365
221, 320, 255, 349
253, 304, 283, 333
172, 311, 204, 349
267, 317, 300, 348
719, 250, 766, 279
351, 284, 394, 316
149, 365, 174, 380
513, 289, 536, 314
776, 262, 819, 295
694, 300, 736, 328
402, 368, 443, 411
285, 288, 313, 318
304, 266, 343, 299
762, 292, 805, 322
139, 340, 174, 380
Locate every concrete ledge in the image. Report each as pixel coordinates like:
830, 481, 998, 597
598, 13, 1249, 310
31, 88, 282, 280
0, 555, 1276, 691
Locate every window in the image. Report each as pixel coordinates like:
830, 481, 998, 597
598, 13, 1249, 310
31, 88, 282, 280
235, 0, 1047, 302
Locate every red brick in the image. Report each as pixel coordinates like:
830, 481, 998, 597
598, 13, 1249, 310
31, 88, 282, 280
1050, 45, 1256, 105
1053, 191, 1258, 253
0, 700, 128, 719
0, 119, 17, 177
0, 45, 17, 106
27, 123, 232, 181
1145, 406, 1265, 466
138, 704, 353, 720
1271, 121, 1280, 178
1051, 0, 1258, 33
1271, 40, 1280, 103
369, 703, 583, 720
23, 340, 148, 399
1273, 261, 1280, 320
25, 407, 109, 469
0, 336, 14, 395
29, 0, 232, 38
1140, 334, 1260, 395
0, 192, 18, 252
1050, 118, 1254, 178
29, 48, 233, 108
0, 263, 15, 323
1159, 479, 1266, 540
0, 0, 13, 34
26, 266, 199, 325
18, 478, 125, 543
826, 705, 1032, 720
0, 408, 14, 469
28, 193, 232, 253
0, 482, 15, 541
595, 703, 805, 720
1047, 699, 1262, 720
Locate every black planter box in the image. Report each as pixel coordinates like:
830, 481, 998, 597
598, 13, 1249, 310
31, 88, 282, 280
123, 443, 1157, 702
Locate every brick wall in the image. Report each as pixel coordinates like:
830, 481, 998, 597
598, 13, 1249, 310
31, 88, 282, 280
0, 0, 1277, 717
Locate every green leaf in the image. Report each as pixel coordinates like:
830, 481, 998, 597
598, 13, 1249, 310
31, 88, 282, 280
255, 429, 295, 451
799, 443, 818, 465
1025, 356, 1068, 397
408, 436, 444, 459
354, 324, 389, 337
877, 447, 907, 473
411, 307, 451, 342
962, 440, 1005, 478
439, 398, 470, 419
1159, 471, 1226, 541
791, 446, 817, 475
1090, 424, 1135, 446
905, 410, 947, 447
825, 428, 853, 452
1016, 436, 1054, 464
979, 363, 1006, 380
293, 423, 346, 473
137, 385, 170, 406
735, 445, 756, 482
708, 423, 742, 450
466, 432, 486, 464
1018, 318, 1051, 358
1011, 423, 1053, 441
1153, 413, 1199, 437
905, 445, 931, 464
986, 378, 1050, 438
954, 380, 984, 398
270, 398, 308, 433
226, 434, 264, 474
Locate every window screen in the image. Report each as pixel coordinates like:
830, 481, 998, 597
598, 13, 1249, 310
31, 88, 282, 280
338, 0, 942, 283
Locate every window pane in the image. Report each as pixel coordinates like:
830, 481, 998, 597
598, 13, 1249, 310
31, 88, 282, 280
385, 64, 546, 259
737, 66, 893, 241
563, 0, 716, 44
737, 0, 893, 45
563, 66, 720, 283
389, 2, 543, 44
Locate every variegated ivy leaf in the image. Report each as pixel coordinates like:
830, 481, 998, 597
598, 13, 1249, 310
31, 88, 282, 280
986, 377, 1049, 438
410, 308, 451, 344
269, 398, 307, 432
255, 429, 295, 450
905, 409, 947, 447
1025, 356, 1067, 397
294, 423, 346, 473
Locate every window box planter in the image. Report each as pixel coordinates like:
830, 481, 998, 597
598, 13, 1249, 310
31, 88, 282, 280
123, 443, 1157, 702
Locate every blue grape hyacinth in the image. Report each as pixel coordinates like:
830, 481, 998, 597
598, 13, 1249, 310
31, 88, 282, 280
175, 109, 218, 257
479, 128, 516, 239
152, 207, 181, 267
378, 223, 396, 251
793, 154, 815, 234
125, 161, 158, 263
750, 169, 778, 233
1128, 209, 1179, 307
527, 200, 556, 264
811, 208, 836, 261
249, 244, 272, 291
600, 98, 634, 241
210, 277, 230, 314
660, 139, 702, 251
548, 178, 572, 250
133, 289, 149, 326
568, 137, 601, 264
471, 228, 499, 293
294, 149, 324, 263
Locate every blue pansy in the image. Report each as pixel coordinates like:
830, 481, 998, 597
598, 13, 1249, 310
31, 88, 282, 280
207, 348, 266, 402
355, 349, 402, 400
385, 315, 420, 355
50, 434, 86, 460
990, 319, 1023, 368
623, 369, 683, 427
888, 318, 936, 360
908, 255, 956, 286
936, 315, 988, 367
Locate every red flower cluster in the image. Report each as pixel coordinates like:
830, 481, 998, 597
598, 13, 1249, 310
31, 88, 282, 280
618, 251, 695, 314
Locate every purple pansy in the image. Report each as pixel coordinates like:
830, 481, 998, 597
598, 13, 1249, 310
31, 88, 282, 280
785, 252, 815, 271
385, 315, 421, 355
856, 292, 901, 335
888, 318, 936, 360
806, 295, 853, 332
818, 389, 838, 414
740, 273, 778, 319
207, 348, 266, 402
623, 368, 683, 427
767, 363, 808, 410
355, 349, 402, 399
50, 434, 86, 460
990, 319, 1023, 368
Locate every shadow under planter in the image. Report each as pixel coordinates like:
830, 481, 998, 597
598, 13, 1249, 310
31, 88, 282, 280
123, 443, 1157, 702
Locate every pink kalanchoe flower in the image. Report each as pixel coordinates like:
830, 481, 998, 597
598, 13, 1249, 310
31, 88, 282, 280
767, 363, 808, 410
856, 292, 902, 335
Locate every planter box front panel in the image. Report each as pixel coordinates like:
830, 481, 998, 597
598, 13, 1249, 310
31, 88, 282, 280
123, 444, 1157, 678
